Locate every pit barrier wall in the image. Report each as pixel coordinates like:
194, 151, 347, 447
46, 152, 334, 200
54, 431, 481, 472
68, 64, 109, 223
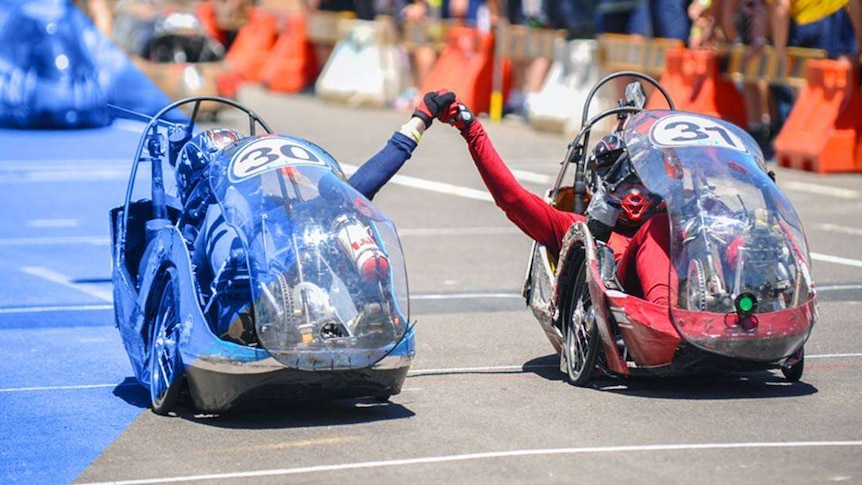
108, 2, 862, 173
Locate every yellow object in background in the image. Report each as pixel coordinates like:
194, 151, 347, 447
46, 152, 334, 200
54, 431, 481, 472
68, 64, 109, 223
764, 0, 848, 25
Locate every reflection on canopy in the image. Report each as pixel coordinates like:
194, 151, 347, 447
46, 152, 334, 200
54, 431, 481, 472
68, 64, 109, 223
624, 111, 814, 361
209, 142, 410, 370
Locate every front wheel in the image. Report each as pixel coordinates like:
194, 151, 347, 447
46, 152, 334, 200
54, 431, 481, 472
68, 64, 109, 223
149, 268, 184, 415
781, 347, 804, 382
560, 266, 600, 386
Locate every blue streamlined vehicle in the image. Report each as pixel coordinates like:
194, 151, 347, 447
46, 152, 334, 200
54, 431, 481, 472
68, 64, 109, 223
110, 97, 415, 414
0, 0, 110, 128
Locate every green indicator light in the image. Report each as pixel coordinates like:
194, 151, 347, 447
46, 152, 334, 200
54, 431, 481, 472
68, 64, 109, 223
737, 295, 755, 313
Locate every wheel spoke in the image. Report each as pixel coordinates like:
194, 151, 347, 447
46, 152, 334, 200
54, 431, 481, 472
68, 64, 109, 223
561, 267, 599, 386
149, 274, 183, 414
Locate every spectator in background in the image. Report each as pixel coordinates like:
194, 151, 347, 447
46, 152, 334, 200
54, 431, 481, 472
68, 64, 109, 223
595, 0, 645, 35
393, 0, 436, 107
687, 0, 723, 48
690, 0, 774, 157
766, 0, 862, 60
444, 0, 498, 28
760, 0, 862, 151
637, 0, 692, 41
504, 0, 597, 115
545, 0, 597, 39
308, 0, 359, 15
212, 0, 254, 50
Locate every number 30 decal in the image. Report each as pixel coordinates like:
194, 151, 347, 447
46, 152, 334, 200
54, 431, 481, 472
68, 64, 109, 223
650, 114, 748, 153
229, 138, 324, 182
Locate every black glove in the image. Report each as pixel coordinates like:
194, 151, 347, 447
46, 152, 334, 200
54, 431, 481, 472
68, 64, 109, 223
413, 90, 457, 128
586, 183, 621, 243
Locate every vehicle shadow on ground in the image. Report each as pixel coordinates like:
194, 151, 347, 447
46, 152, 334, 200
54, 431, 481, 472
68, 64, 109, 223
175, 398, 415, 430
522, 354, 819, 399
113, 377, 151, 408
522, 354, 566, 381
113, 377, 415, 429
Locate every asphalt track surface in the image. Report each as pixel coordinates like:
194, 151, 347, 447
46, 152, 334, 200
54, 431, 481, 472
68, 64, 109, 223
1, 86, 861, 485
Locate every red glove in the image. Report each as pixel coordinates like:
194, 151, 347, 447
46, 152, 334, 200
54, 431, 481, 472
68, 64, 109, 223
413, 90, 457, 128
438, 97, 475, 132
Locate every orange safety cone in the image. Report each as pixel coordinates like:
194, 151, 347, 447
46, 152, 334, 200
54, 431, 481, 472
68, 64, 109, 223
225, 8, 280, 83
775, 60, 862, 173
647, 49, 746, 127
260, 13, 318, 93
420, 26, 510, 115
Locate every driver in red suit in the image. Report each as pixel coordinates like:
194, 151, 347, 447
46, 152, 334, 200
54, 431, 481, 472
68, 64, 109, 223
429, 91, 672, 306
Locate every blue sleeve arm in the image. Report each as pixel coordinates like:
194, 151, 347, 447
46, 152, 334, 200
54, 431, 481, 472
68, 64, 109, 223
348, 132, 417, 200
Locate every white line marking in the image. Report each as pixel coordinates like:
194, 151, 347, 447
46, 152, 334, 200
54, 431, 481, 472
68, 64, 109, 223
510, 169, 553, 185
780, 181, 861, 199
0, 160, 130, 183
21, 266, 113, 302
387, 173, 493, 201
807, 353, 862, 359
399, 227, 520, 236
113, 119, 149, 134
343, 163, 491, 201
78, 441, 862, 484
4, 354, 860, 394
0, 304, 113, 314
813, 223, 862, 237
0, 293, 522, 314
1, 283, 858, 316
26, 219, 79, 228
0, 170, 128, 183
343, 165, 862, 272
507, 168, 862, 201
811, 252, 862, 269
0, 236, 109, 246
818, 284, 862, 292
412, 293, 522, 301
407, 364, 554, 376
0, 383, 121, 393
0, 159, 129, 168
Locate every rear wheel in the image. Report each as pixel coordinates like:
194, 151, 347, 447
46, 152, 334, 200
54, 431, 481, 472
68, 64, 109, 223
561, 266, 600, 386
149, 268, 184, 415
781, 347, 804, 382
687, 259, 707, 311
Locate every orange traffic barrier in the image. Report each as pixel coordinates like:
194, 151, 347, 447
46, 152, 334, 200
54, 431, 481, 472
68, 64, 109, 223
260, 14, 318, 93
775, 60, 862, 173
217, 71, 243, 99
197, 2, 227, 46
420, 26, 510, 115
225, 8, 280, 83
647, 49, 746, 126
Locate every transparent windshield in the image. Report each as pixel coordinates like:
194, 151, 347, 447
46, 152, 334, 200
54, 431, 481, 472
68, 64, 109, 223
624, 111, 815, 360
210, 137, 410, 370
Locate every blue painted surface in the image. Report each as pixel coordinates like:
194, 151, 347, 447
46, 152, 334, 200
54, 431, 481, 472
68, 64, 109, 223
0, 123, 147, 483
0, 1, 203, 481
0, 0, 182, 129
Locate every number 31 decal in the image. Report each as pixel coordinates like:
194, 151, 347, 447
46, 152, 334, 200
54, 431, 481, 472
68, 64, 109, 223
650, 114, 749, 153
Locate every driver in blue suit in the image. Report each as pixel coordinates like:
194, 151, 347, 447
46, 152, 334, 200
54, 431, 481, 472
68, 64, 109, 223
174, 92, 456, 343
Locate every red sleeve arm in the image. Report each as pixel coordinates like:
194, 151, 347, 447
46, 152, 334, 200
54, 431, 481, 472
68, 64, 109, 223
461, 120, 583, 255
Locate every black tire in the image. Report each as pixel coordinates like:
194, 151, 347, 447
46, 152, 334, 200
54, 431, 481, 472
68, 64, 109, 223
781, 348, 804, 382
149, 268, 184, 415
561, 265, 600, 386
